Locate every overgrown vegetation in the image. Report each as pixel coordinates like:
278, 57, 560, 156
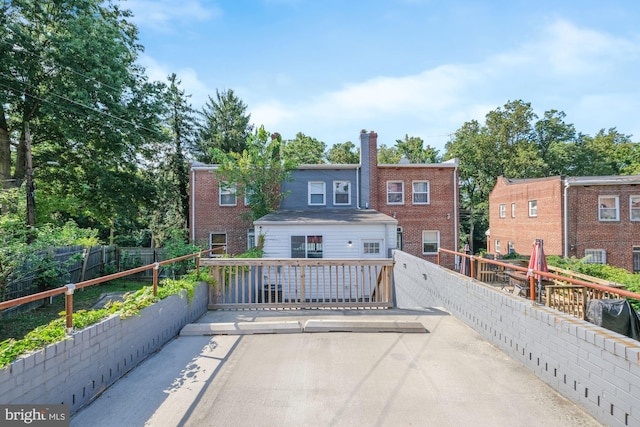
548, 255, 640, 310
0, 270, 210, 369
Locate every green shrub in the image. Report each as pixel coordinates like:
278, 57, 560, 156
0, 270, 208, 369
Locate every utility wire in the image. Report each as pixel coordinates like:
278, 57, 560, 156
0, 74, 164, 137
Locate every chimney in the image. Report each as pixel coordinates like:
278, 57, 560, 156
359, 130, 378, 209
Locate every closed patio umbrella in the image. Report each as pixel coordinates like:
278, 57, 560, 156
527, 238, 548, 302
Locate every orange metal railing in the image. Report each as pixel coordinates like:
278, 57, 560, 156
0, 248, 216, 331
438, 248, 640, 310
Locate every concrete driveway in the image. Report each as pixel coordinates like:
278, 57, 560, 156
71, 308, 602, 427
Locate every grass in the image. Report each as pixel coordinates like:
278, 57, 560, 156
0, 280, 147, 342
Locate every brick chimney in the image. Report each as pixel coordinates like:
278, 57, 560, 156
359, 130, 378, 209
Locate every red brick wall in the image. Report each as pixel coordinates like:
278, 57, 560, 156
376, 165, 458, 266
190, 167, 253, 255
488, 176, 564, 257
567, 184, 640, 271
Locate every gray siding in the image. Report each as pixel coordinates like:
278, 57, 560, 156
281, 169, 359, 209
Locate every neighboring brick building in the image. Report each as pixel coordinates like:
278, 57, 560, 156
190, 130, 459, 266
488, 175, 640, 272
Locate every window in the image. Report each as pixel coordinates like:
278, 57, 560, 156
508, 241, 515, 254
495, 239, 501, 253
631, 196, 640, 221
598, 196, 619, 221
387, 181, 404, 204
308, 181, 326, 205
412, 181, 429, 204
422, 230, 439, 254
333, 181, 351, 205
210, 233, 227, 257
584, 249, 606, 264
247, 228, 256, 250
499, 204, 506, 218
511, 203, 516, 218
396, 227, 403, 250
219, 182, 236, 206
363, 241, 381, 255
528, 200, 537, 217
291, 235, 323, 258
634, 246, 640, 273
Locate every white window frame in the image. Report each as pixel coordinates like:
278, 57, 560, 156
412, 181, 429, 205
598, 195, 619, 221
247, 228, 256, 250
495, 239, 501, 253
219, 182, 237, 206
421, 230, 439, 255
633, 246, 640, 273
387, 181, 404, 205
528, 200, 537, 217
308, 181, 326, 206
209, 232, 227, 257
333, 180, 351, 205
584, 249, 606, 264
507, 241, 515, 254
499, 204, 506, 218
362, 240, 382, 256
631, 196, 640, 221
511, 203, 516, 218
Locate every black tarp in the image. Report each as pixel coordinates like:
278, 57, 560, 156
586, 299, 640, 341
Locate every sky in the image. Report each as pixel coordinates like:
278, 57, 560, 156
126, 0, 640, 154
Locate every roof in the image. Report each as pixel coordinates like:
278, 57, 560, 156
254, 209, 397, 225
565, 175, 640, 186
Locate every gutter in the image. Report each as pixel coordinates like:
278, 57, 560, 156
563, 179, 569, 258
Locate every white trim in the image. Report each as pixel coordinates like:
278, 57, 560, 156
308, 181, 326, 206
387, 180, 404, 205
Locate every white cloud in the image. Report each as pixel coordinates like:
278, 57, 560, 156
249, 18, 640, 147
139, 54, 212, 108
126, 0, 221, 29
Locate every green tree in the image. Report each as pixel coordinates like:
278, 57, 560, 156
196, 89, 253, 161
327, 141, 359, 164
377, 144, 400, 164
1, 0, 162, 242
396, 134, 440, 163
283, 132, 326, 164
214, 127, 297, 221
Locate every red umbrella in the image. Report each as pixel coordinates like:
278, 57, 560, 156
527, 239, 548, 301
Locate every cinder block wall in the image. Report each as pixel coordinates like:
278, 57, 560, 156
393, 250, 640, 427
0, 283, 208, 414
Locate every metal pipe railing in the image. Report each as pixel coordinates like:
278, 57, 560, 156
0, 248, 216, 331
438, 247, 640, 304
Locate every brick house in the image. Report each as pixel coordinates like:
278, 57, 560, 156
488, 175, 640, 272
190, 130, 459, 266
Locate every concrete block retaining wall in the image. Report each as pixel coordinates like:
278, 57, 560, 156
0, 283, 208, 414
393, 250, 640, 427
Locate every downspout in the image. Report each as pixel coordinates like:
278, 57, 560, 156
563, 179, 569, 258
356, 165, 360, 209
454, 162, 459, 251
191, 168, 196, 243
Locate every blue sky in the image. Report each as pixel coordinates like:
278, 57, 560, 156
127, 0, 640, 153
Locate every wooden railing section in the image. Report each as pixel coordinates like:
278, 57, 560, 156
200, 258, 395, 310
438, 248, 640, 320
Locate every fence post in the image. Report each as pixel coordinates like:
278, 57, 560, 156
196, 253, 201, 276
65, 284, 76, 332
470, 256, 475, 279
529, 275, 535, 302
437, 251, 441, 266
153, 262, 160, 296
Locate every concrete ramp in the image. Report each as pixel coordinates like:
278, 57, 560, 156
304, 319, 426, 333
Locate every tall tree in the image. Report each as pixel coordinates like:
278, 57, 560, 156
214, 127, 297, 221
327, 141, 359, 164
197, 89, 253, 161
283, 132, 326, 164
395, 134, 440, 163
1, 0, 160, 241
377, 144, 400, 164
